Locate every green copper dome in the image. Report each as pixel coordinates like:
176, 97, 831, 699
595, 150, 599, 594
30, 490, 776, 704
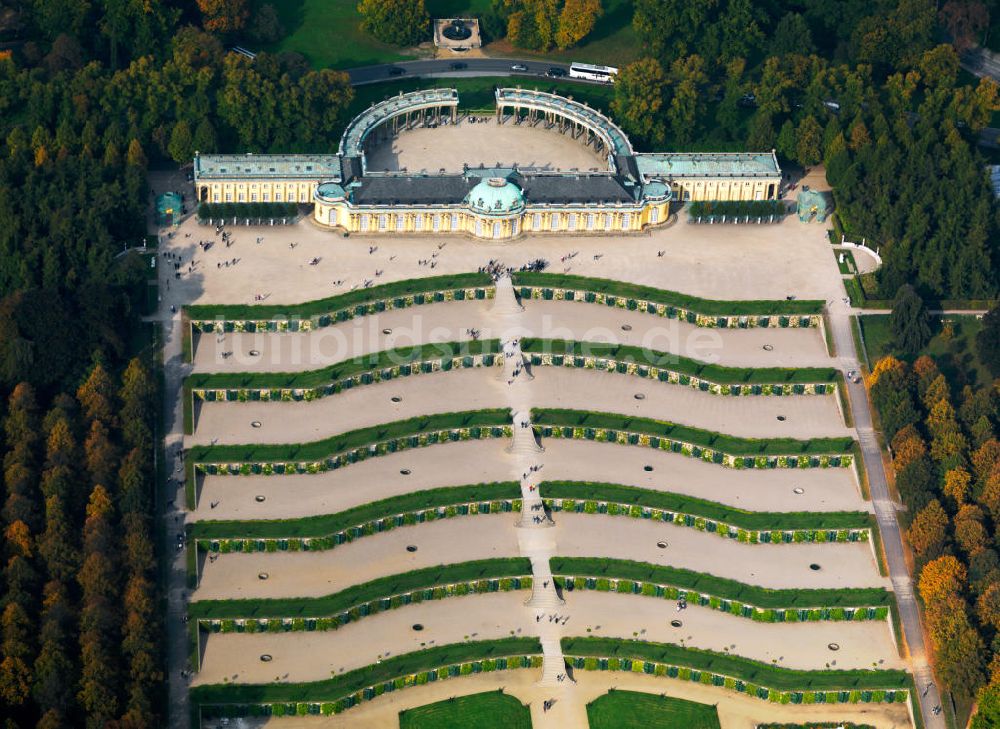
466, 177, 524, 215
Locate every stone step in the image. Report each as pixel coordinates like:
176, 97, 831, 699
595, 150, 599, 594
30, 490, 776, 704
538, 639, 566, 686
508, 411, 543, 454
489, 275, 524, 316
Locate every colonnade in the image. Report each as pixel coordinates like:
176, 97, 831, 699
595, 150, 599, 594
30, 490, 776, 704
494, 104, 609, 157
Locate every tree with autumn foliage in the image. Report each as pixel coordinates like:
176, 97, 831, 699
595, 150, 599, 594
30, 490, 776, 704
554, 0, 602, 49
197, 0, 249, 34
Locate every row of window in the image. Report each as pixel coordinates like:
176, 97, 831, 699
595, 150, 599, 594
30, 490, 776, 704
212, 191, 312, 203
344, 208, 656, 234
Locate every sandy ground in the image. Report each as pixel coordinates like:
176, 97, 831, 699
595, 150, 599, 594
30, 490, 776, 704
191, 438, 865, 524
195, 590, 900, 686
192, 299, 830, 373
194, 515, 520, 601
194, 508, 881, 604
553, 514, 884, 590
365, 118, 607, 173
197, 665, 911, 729
159, 206, 843, 313
190, 367, 848, 446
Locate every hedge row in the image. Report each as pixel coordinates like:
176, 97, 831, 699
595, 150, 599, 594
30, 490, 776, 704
540, 481, 871, 532
550, 557, 891, 613
191, 637, 541, 705
532, 409, 854, 465
191, 558, 531, 622
190, 409, 512, 466
543, 494, 870, 545
190, 483, 521, 541
195, 497, 520, 554
198, 202, 298, 221
561, 637, 911, 692
186, 272, 493, 323
187, 340, 502, 392
510, 271, 822, 317
521, 339, 838, 387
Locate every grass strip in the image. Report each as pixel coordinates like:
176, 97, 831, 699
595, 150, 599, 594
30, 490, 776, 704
189, 558, 531, 620
550, 557, 891, 609
532, 408, 854, 456
188, 409, 511, 464
399, 691, 532, 729
190, 482, 521, 540
521, 339, 838, 384
561, 637, 910, 690
540, 481, 873, 531
185, 273, 492, 321
511, 272, 823, 316
587, 691, 721, 729
186, 340, 501, 390
190, 637, 542, 704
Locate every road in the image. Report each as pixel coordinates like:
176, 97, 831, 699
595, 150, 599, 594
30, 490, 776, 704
347, 58, 581, 86
827, 300, 946, 729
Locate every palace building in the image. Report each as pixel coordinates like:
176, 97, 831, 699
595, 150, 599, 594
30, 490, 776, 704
193, 87, 781, 241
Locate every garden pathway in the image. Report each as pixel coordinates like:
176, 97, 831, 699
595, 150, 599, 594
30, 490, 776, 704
827, 301, 945, 729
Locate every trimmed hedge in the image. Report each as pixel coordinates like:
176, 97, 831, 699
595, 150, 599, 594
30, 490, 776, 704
190, 558, 531, 621
510, 272, 822, 316
191, 637, 542, 705
561, 637, 911, 692
191, 483, 521, 541
187, 340, 502, 392
186, 272, 493, 322
198, 202, 297, 221
550, 557, 891, 616
540, 481, 871, 533
532, 408, 854, 461
190, 409, 512, 465
521, 339, 838, 387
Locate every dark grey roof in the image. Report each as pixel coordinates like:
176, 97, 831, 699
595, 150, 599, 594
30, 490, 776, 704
519, 175, 637, 205
351, 175, 476, 206
348, 171, 638, 207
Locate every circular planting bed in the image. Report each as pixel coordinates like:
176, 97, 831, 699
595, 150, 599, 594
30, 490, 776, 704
382, 328, 392, 335
828, 643, 840, 651
412, 623, 425, 631
391, 396, 402, 403
643, 465, 654, 472
776, 415, 786, 421
406, 545, 418, 553
763, 344, 773, 351
670, 620, 682, 628
249, 349, 260, 356
255, 495, 266, 502
809, 563, 821, 571
656, 541, 668, 549
260, 654, 272, 662
400, 469, 411, 475
621, 324, 632, 332
251, 421, 262, 428
258, 572, 269, 580
634, 393, 646, 400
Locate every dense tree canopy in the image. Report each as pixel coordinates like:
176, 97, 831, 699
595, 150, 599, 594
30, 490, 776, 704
357, 0, 430, 47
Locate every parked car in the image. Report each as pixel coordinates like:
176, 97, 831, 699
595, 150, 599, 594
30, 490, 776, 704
511, 64, 528, 72
387, 67, 406, 76
450, 62, 467, 70
546, 67, 566, 78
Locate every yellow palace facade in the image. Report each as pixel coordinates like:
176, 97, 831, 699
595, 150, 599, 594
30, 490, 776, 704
194, 88, 780, 241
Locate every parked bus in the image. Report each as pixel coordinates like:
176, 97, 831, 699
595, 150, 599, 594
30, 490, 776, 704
569, 62, 618, 83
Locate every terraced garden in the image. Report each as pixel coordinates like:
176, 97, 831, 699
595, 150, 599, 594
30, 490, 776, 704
179, 272, 912, 728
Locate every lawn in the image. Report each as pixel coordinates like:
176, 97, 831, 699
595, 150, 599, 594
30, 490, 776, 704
399, 690, 532, 729
262, 0, 634, 70
587, 690, 720, 729
857, 314, 992, 388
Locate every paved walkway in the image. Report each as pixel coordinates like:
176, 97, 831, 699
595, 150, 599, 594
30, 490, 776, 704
827, 299, 945, 729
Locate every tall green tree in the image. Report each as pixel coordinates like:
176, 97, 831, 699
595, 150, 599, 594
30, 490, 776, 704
890, 284, 932, 356
357, 0, 429, 46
